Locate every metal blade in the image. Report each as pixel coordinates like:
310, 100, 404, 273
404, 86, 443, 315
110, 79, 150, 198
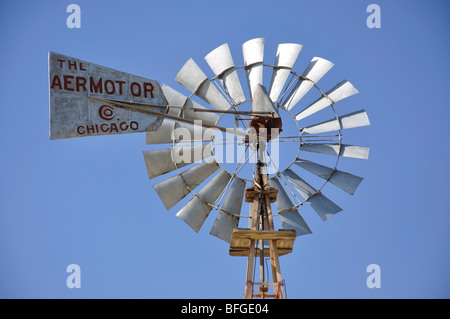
300, 143, 370, 159
282, 57, 334, 110
205, 43, 246, 104
162, 84, 219, 125
153, 160, 219, 210
269, 43, 303, 102
295, 80, 359, 121
252, 84, 280, 117
143, 143, 213, 179
301, 110, 370, 135
242, 38, 264, 99
283, 169, 342, 221
210, 177, 246, 243
176, 169, 232, 233
145, 120, 214, 144
269, 178, 312, 236
294, 158, 364, 195
175, 58, 230, 111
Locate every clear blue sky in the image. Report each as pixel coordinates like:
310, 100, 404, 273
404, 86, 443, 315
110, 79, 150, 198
0, 0, 448, 299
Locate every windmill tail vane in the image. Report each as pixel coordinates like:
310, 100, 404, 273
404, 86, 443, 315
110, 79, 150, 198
49, 37, 370, 299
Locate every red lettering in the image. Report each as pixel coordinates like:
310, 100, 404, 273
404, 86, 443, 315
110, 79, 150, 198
110, 123, 119, 133
76, 77, 87, 92
57, 59, 65, 68
116, 81, 126, 95
143, 82, 154, 98
86, 125, 96, 134
119, 122, 128, 131
90, 77, 103, 93
79, 63, 86, 71
50, 75, 62, 90
77, 126, 85, 135
100, 124, 109, 132
130, 82, 141, 97
68, 60, 77, 70
104, 80, 115, 94
130, 121, 139, 130
63, 75, 75, 91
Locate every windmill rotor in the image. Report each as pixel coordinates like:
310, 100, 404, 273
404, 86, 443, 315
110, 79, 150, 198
49, 37, 370, 299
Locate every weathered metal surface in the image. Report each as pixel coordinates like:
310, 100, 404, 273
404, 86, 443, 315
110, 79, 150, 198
210, 177, 246, 243
251, 84, 280, 117
145, 119, 214, 144
205, 43, 245, 104
49, 52, 166, 139
302, 109, 370, 135
283, 169, 342, 221
269, 178, 312, 236
295, 80, 359, 121
161, 84, 219, 125
153, 160, 219, 210
175, 58, 230, 111
282, 57, 334, 110
242, 38, 264, 98
294, 158, 364, 195
300, 143, 370, 159
176, 169, 231, 233
143, 143, 213, 179
268, 43, 303, 102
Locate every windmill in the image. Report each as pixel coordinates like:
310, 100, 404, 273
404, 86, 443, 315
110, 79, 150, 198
49, 37, 370, 299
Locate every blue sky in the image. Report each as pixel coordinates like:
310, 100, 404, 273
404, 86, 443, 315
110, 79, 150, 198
0, 0, 448, 299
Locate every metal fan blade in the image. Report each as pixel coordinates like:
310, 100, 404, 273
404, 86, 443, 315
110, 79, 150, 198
294, 158, 364, 195
269, 178, 312, 236
143, 143, 213, 179
268, 43, 303, 102
302, 110, 370, 135
300, 143, 370, 160
145, 120, 214, 144
242, 37, 264, 99
252, 84, 280, 117
295, 80, 358, 121
282, 57, 334, 110
205, 43, 246, 104
210, 177, 246, 243
283, 169, 342, 221
162, 84, 219, 125
153, 160, 219, 210
176, 169, 231, 233
175, 58, 230, 111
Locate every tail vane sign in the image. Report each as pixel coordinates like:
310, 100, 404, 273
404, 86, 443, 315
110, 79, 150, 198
48, 52, 167, 140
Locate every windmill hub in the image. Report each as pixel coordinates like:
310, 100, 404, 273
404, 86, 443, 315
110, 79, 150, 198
248, 115, 282, 142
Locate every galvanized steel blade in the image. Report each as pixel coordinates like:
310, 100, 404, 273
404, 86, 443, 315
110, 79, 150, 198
153, 160, 219, 210
162, 84, 219, 125
175, 58, 230, 111
176, 169, 232, 233
252, 84, 280, 117
269, 178, 312, 236
143, 143, 213, 179
294, 158, 364, 195
301, 109, 370, 135
300, 143, 370, 160
204, 43, 246, 104
295, 80, 359, 121
282, 57, 334, 111
283, 169, 342, 221
268, 43, 303, 102
210, 177, 246, 243
242, 37, 265, 99
145, 120, 214, 144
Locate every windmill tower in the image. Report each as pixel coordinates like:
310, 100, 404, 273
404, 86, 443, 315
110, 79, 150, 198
49, 38, 370, 299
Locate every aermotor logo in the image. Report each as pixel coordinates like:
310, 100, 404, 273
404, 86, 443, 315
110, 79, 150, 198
76, 104, 140, 136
